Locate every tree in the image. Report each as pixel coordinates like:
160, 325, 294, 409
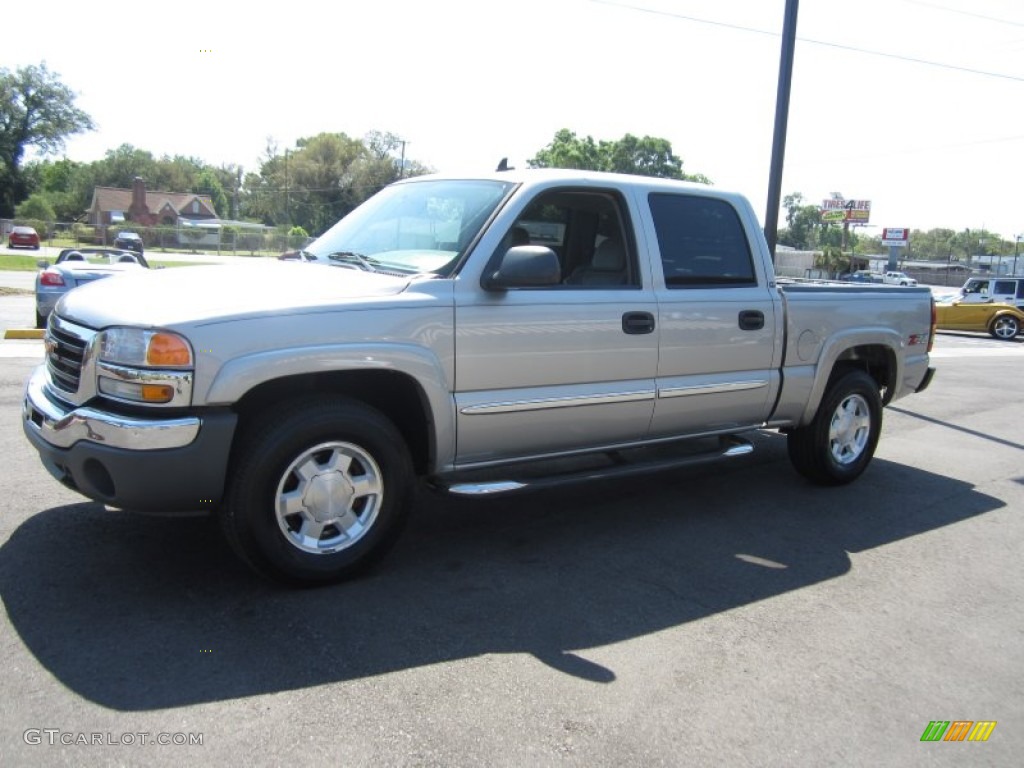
0, 62, 94, 217
528, 129, 710, 183
242, 132, 431, 234
14, 192, 55, 221
778, 192, 825, 250
194, 168, 229, 218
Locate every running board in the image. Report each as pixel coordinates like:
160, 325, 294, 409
431, 435, 754, 497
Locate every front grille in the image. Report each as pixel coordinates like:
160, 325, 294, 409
46, 322, 89, 394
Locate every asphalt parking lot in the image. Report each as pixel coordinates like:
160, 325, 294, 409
0, 289, 1021, 766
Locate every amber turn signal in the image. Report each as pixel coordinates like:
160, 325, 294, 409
148, 333, 192, 366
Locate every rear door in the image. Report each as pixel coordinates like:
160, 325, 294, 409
639, 191, 782, 437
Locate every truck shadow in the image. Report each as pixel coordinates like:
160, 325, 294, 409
0, 433, 1002, 711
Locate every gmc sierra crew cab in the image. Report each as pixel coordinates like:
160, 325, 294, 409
23, 169, 936, 584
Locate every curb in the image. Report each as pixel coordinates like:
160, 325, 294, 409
4, 329, 44, 340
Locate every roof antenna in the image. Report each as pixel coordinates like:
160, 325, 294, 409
496, 157, 514, 172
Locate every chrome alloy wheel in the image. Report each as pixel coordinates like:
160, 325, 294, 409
828, 393, 871, 465
991, 316, 1019, 340
274, 441, 384, 554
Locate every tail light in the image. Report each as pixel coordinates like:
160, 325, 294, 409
927, 296, 936, 352
40, 270, 65, 287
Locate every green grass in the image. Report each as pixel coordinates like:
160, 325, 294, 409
0, 254, 211, 272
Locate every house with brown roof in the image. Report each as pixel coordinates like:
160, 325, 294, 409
87, 177, 217, 227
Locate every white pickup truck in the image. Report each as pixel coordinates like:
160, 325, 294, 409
23, 169, 936, 584
883, 270, 918, 286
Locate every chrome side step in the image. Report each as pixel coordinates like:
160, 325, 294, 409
431, 435, 754, 497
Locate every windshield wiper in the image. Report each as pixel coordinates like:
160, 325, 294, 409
327, 251, 381, 272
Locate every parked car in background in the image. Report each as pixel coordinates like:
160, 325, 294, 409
959, 276, 1024, 309
844, 270, 883, 284
34, 248, 149, 328
883, 271, 917, 286
114, 231, 144, 255
934, 297, 1023, 340
8, 226, 41, 250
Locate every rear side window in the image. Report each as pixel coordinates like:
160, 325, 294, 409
993, 280, 1017, 295
648, 193, 756, 287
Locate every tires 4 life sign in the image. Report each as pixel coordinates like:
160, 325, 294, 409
820, 199, 871, 223
882, 228, 909, 247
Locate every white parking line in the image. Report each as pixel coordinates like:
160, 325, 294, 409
929, 347, 1023, 358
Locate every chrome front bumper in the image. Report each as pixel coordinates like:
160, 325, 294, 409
22, 364, 237, 513
23, 365, 199, 451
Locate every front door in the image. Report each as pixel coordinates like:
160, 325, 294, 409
453, 187, 658, 465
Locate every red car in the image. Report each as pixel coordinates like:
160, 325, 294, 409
8, 226, 41, 250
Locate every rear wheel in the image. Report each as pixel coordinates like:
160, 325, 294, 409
221, 397, 414, 585
35, 310, 46, 329
989, 315, 1019, 340
787, 369, 882, 485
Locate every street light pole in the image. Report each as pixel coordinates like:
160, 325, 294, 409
1014, 235, 1021, 277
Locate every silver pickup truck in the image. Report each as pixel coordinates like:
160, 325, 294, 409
23, 169, 935, 584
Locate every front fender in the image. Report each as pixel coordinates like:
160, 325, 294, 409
203, 343, 457, 469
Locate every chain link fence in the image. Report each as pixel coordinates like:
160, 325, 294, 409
3, 219, 311, 257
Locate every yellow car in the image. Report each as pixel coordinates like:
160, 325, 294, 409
934, 299, 1024, 340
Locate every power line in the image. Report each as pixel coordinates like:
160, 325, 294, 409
590, 0, 1024, 83
899, 0, 1024, 27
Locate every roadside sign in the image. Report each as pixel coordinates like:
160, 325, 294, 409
820, 198, 871, 223
882, 227, 909, 247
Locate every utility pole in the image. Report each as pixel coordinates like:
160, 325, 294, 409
398, 139, 408, 179
764, 0, 800, 262
284, 149, 290, 226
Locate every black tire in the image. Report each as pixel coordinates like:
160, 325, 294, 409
988, 315, 1019, 341
35, 310, 46, 329
787, 369, 882, 486
221, 397, 414, 585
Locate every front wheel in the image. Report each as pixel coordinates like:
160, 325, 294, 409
221, 397, 414, 585
787, 369, 882, 486
989, 315, 1019, 340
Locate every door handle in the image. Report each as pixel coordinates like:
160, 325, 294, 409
622, 311, 656, 335
738, 310, 764, 331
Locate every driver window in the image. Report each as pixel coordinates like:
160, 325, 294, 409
495, 189, 638, 288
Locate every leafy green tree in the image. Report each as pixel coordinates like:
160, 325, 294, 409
15, 192, 56, 221
778, 192, 825, 250
814, 245, 848, 277
21, 156, 95, 221
91, 144, 159, 188
242, 131, 430, 234
529, 129, 603, 171
0, 62, 94, 217
528, 129, 710, 182
193, 168, 229, 218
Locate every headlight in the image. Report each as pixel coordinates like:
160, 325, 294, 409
99, 328, 193, 368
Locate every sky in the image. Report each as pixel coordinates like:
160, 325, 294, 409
3, 0, 1023, 242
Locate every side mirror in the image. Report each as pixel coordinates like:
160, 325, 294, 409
482, 245, 561, 290
37, 260, 50, 268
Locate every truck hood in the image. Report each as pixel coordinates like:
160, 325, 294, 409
57, 261, 413, 328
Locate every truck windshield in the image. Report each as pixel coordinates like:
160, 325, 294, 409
306, 178, 514, 276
